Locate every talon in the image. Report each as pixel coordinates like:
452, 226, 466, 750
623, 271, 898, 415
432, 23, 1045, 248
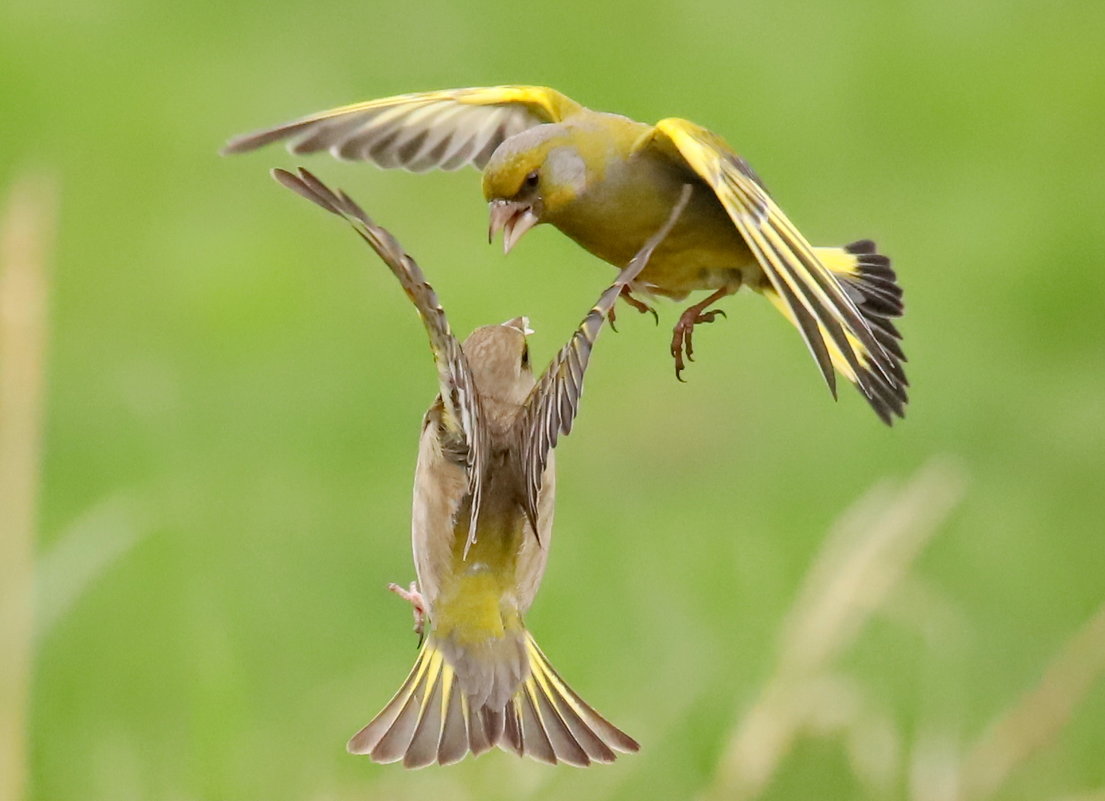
607, 306, 619, 333
674, 356, 687, 382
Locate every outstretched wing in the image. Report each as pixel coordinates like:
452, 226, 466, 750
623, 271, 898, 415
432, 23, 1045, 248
646, 118, 907, 421
226, 86, 583, 172
517, 186, 693, 531
273, 167, 488, 546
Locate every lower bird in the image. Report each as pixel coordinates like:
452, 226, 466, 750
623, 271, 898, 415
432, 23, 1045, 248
274, 167, 690, 767
227, 85, 908, 423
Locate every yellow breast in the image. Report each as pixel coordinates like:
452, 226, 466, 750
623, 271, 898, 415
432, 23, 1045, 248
546, 126, 757, 298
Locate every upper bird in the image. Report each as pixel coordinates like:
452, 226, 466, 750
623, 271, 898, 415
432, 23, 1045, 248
227, 86, 908, 423
273, 167, 691, 767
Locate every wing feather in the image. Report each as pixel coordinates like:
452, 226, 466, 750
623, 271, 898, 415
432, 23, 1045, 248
516, 186, 693, 531
271, 167, 489, 546
224, 86, 583, 173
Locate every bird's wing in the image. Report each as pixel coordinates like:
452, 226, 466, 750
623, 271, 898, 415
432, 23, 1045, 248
516, 186, 692, 533
224, 86, 583, 171
273, 167, 489, 550
645, 118, 904, 412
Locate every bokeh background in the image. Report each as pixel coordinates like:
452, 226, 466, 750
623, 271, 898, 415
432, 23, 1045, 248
3, 0, 1104, 799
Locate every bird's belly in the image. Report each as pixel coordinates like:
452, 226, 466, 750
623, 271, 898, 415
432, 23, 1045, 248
636, 243, 758, 299
628, 217, 763, 301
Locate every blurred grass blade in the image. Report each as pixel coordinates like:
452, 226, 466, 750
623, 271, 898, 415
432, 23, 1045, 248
705, 458, 966, 801
963, 599, 1105, 800
34, 493, 148, 643
0, 174, 57, 801
777, 458, 967, 675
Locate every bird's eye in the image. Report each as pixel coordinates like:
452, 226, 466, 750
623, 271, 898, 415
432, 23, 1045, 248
523, 170, 539, 189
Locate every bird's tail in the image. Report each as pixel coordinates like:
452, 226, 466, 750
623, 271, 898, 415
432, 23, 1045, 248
347, 632, 639, 768
765, 240, 909, 423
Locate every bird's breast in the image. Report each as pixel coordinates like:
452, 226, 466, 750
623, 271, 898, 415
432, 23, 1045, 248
550, 151, 760, 298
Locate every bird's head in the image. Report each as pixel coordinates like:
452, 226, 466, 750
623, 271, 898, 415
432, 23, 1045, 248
461, 317, 536, 404
483, 125, 587, 254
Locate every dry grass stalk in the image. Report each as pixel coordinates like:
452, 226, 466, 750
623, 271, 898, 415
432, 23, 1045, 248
0, 174, 57, 801
704, 459, 966, 801
961, 599, 1105, 800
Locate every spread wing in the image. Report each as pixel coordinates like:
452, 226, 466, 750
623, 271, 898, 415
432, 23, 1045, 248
225, 86, 583, 172
646, 118, 907, 419
517, 186, 692, 531
272, 167, 488, 548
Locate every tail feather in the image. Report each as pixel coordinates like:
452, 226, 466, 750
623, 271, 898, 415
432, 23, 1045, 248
517, 689, 558, 764
403, 659, 447, 768
766, 240, 909, 424
348, 633, 638, 768
471, 705, 501, 755
437, 678, 469, 764
524, 634, 639, 760
346, 645, 435, 759
525, 681, 591, 765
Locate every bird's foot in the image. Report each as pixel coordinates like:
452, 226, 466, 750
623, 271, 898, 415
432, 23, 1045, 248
608, 287, 659, 333
620, 286, 659, 325
388, 580, 426, 638
670, 290, 731, 381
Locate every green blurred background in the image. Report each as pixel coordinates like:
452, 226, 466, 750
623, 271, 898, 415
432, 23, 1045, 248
3, 0, 1104, 799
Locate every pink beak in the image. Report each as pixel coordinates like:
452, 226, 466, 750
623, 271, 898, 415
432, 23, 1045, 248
488, 200, 539, 254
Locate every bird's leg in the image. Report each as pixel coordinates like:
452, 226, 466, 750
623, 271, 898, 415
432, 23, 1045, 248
670, 287, 734, 381
388, 580, 426, 638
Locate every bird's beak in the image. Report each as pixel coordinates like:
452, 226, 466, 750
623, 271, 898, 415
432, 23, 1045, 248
501, 316, 535, 336
488, 200, 539, 254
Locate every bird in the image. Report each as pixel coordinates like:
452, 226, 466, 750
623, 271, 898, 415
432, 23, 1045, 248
226, 86, 908, 423
273, 166, 691, 767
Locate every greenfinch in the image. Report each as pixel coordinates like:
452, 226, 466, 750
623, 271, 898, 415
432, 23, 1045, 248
228, 86, 907, 423
273, 167, 691, 767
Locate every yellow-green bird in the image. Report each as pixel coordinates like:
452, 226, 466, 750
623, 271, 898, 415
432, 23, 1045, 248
227, 86, 908, 423
274, 167, 691, 767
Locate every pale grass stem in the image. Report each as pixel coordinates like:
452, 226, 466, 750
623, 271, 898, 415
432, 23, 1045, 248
961, 599, 1105, 800
0, 174, 57, 801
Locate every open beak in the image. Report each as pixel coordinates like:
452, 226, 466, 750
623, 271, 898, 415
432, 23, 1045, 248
488, 200, 539, 254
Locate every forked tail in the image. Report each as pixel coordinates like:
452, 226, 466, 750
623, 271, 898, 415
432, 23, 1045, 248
347, 632, 638, 768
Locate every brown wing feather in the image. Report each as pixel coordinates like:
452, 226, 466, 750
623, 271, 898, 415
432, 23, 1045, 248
272, 167, 489, 546
517, 186, 692, 531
